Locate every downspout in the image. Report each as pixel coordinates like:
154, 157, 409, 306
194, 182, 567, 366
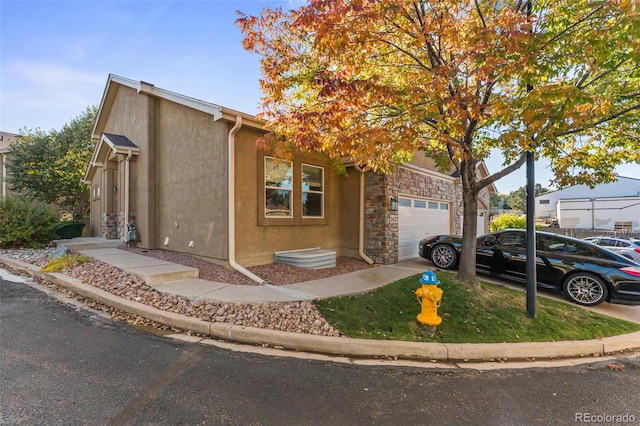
124, 150, 132, 241
355, 164, 375, 265
228, 116, 265, 283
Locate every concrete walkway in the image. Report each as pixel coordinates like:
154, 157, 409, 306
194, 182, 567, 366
78, 247, 428, 303
1, 237, 639, 364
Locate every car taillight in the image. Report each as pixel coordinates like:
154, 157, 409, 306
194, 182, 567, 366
620, 266, 640, 277
634, 248, 640, 254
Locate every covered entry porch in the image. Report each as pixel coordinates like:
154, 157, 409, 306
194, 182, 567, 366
84, 133, 139, 242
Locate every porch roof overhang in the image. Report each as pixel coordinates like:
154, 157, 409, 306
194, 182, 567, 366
83, 133, 139, 183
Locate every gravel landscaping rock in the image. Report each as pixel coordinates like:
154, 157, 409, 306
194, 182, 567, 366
0, 247, 373, 337
123, 247, 372, 285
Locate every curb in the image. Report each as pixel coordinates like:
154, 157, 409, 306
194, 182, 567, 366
2, 254, 640, 362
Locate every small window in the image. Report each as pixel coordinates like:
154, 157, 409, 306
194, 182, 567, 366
302, 164, 324, 217
414, 200, 426, 208
539, 199, 550, 205
440, 203, 449, 210
428, 201, 438, 209
399, 198, 411, 207
265, 157, 293, 217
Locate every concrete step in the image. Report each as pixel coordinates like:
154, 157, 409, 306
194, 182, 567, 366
130, 264, 199, 285
54, 237, 123, 251
78, 247, 198, 285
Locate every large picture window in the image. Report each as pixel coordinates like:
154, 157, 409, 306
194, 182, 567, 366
265, 157, 292, 217
302, 164, 324, 217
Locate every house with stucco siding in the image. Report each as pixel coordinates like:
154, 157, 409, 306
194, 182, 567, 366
84, 74, 492, 278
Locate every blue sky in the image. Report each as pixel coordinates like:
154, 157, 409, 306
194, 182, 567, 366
1, 0, 637, 194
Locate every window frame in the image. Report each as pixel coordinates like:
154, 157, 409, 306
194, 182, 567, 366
264, 156, 294, 219
258, 152, 328, 227
301, 163, 324, 218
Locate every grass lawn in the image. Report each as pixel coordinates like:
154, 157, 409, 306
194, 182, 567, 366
314, 272, 640, 343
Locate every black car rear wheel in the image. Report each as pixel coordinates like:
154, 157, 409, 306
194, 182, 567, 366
562, 272, 609, 306
430, 244, 458, 270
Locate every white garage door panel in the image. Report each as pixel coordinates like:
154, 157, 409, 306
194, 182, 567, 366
398, 197, 451, 261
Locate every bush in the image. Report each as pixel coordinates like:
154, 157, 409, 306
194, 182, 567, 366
41, 253, 90, 272
490, 213, 526, 232
52, 220, 85, 239
0, 195, 57, 248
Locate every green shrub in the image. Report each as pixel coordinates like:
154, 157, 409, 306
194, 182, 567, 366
52, 220, 85, 239
490, 213, 526, 232
0, 195, 57, 248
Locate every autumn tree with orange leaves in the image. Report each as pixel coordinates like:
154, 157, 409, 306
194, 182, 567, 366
237, 0, 640, 288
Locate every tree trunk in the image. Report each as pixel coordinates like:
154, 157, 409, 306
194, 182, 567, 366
456, 161, 481, 291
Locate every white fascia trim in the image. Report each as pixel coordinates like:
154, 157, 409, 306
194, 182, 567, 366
102, 134, 140, 155
399, 162, 458, 183
136, 81, 224, 119
83, 133, 141, 182
217, 109, 265, 130
94, 74, 266, 137
91, 74, 142, 138
84, 137, 107, 182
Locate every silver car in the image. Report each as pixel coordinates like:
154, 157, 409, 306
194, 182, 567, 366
583, 237, 640, 263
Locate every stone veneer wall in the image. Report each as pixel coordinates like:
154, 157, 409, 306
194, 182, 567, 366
364, 173, 397, 264
102, 213, 118, 239
102, 212, 136, 240
364, 166, 479, 265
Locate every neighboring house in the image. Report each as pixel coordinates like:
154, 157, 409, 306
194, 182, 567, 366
535, 177, 640, 232
0, 131, 18, 198
83, 74, 493, 274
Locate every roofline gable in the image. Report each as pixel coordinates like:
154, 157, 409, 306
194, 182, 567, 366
92, 74, 265, 139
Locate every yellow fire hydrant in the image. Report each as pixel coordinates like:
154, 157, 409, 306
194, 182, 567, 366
415, 270, 443, 326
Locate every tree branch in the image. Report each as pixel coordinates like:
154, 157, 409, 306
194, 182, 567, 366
555, 103, 640, 137
477, 153, 528, 190
474, 0, 487, 28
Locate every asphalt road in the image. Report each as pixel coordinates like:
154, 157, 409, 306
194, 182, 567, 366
2, 273, 640, 425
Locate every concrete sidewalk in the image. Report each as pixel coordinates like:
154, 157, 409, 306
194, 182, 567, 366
77, 247, 428, 303
1, 238, 639, 364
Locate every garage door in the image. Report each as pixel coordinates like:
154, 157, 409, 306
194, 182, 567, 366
398, 197, 451, 261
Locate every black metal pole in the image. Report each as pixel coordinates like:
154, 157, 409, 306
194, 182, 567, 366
526, 151, 537, 318
525, 0, 537, 318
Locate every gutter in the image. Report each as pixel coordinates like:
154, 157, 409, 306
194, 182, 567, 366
355, 164, 375, 265
227, 116, 265, 283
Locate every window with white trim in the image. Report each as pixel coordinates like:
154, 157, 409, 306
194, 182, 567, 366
264, 157, 293, 217
302, 163, 324, 217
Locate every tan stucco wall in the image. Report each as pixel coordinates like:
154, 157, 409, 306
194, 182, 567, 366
91, 81, 468, 266
90, 82, 365, 266
340, 167, 361, 257
89, 85, 151, 242
152, 98, 229, 259
233, 135, 360, 266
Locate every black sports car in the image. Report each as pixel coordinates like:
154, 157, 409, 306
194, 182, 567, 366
418, 229, 640, 306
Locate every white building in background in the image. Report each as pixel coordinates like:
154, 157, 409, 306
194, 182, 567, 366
535, 176, 640, 232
